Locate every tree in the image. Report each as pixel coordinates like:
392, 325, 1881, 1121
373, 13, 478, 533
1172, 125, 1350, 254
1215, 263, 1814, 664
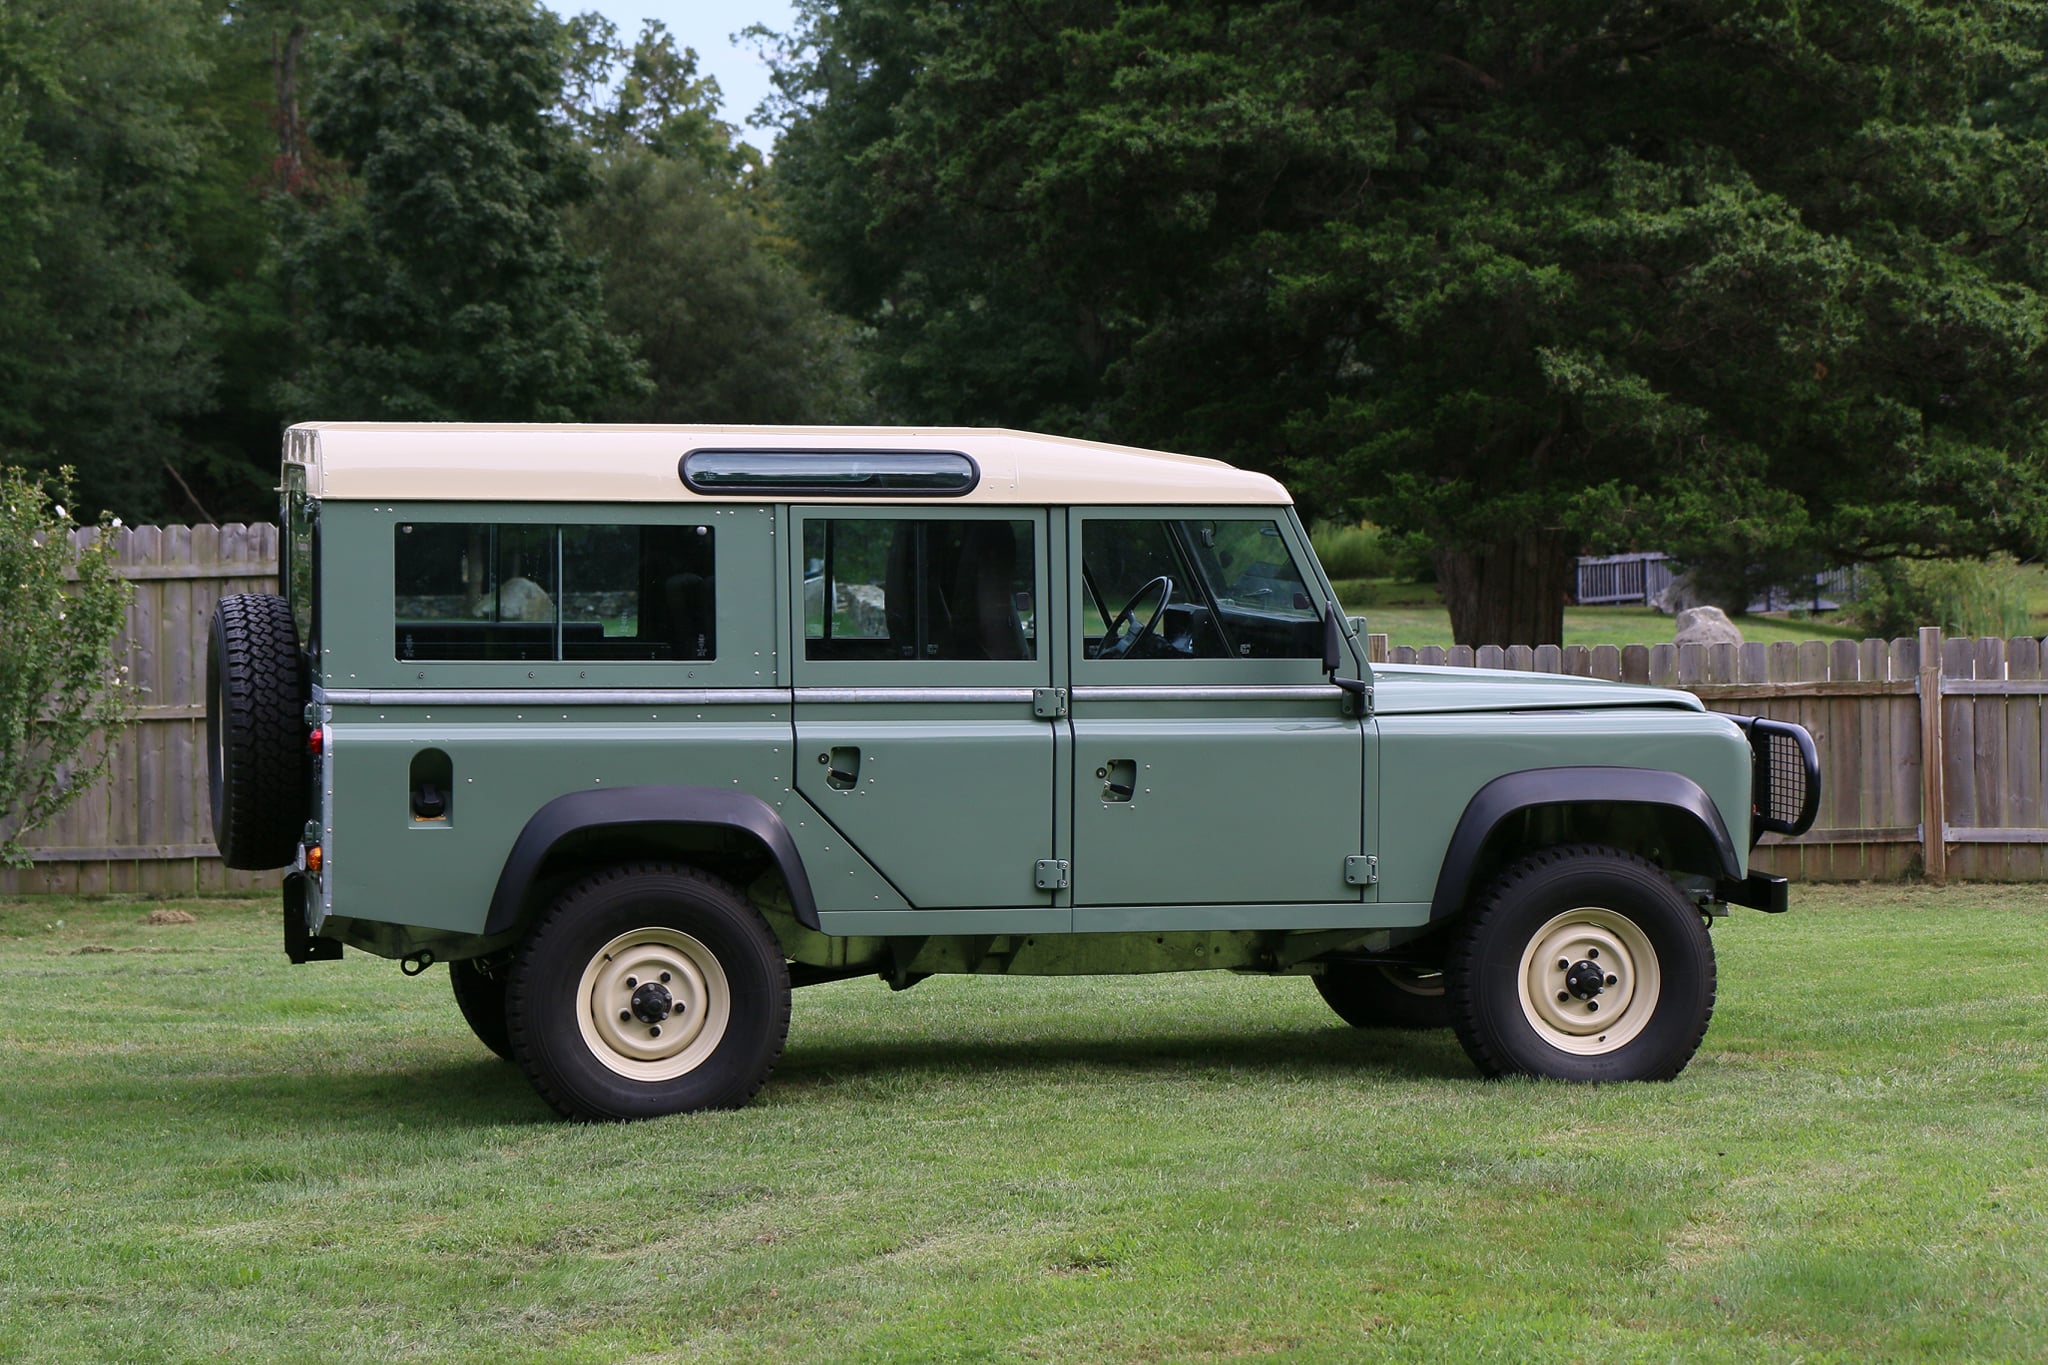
281, 0, 643, 421
768, 1, 2048, 645
0, 467, 132, 868
570, 151, 867, 424
560, 16, 865, 425
0, 0, 219, 523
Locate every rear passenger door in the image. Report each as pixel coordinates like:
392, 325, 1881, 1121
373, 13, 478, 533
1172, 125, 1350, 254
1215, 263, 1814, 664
790, 508, 1058, 911
1067, 509, 1367, 919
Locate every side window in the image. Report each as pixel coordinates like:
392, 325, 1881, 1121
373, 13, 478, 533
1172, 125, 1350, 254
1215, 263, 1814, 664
1081, 518, 1320, 660
804, 517, 1036, 661
393, 522, 715, 662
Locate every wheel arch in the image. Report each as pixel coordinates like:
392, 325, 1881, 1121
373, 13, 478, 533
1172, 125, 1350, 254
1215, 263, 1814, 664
1428, 768, 1740, 923
484, 787, 820, 939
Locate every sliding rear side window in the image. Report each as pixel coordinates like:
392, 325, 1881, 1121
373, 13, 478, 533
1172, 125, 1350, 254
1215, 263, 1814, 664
393, 522, 715, 663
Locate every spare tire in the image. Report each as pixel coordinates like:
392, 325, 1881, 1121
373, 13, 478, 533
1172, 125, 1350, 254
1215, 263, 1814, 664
207, 593, 311, 869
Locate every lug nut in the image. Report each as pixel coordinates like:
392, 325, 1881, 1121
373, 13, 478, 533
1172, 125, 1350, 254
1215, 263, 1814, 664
1587, 947, 1600, 959
660, 972, 671, 983
619, 1010, 630, 1021
625, 977, 637, 989
1557, 991, 1569, 1002
1606, 973, 1618, 986
649, 1025, 662, 1038
1557, 958, 1569, 971
1587, 1000, 1600, 1012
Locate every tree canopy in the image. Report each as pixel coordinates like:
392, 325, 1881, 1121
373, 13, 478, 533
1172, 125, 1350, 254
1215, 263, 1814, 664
769, 0, 2048, 644
0, 0, 860, 524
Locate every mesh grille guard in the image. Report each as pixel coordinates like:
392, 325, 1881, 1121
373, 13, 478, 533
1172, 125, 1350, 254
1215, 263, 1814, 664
1736, 716, 1821, 841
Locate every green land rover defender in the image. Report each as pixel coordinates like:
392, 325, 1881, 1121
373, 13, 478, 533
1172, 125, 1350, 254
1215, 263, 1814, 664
207, 423, 1819, 1119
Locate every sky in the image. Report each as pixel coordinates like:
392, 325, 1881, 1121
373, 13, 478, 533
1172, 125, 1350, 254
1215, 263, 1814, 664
546, 1, 800, 139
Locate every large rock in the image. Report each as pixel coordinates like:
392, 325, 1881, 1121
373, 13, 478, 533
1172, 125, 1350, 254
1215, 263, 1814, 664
1674, 605, 1743, 647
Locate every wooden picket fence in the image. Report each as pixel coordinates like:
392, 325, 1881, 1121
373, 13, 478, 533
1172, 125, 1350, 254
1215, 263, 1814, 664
1368, 629, 2048, 881
7, 521, 2048, 889
1, 525, 280, 896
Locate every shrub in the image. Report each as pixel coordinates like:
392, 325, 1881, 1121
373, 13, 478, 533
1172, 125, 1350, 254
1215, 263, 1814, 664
1310, 520, 1417, 581
0, 466, 133, 867
1842, 555, 2032, 639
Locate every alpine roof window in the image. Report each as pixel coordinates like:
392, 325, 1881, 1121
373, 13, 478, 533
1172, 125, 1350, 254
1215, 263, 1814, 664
682, 449, 978, 496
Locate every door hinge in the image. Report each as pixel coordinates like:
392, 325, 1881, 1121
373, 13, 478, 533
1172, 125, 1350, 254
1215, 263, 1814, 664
1032, 687, 1068, 719
1344, 854, 1378, 886
1034, 858, 1071, 890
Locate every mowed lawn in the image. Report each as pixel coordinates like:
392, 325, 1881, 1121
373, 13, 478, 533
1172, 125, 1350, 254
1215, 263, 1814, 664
2, 886, 2045, 1363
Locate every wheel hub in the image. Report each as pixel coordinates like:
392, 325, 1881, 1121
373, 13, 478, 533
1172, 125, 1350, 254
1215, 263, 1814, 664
630, 980, 674, 1023
1564, 958, 1608, 1001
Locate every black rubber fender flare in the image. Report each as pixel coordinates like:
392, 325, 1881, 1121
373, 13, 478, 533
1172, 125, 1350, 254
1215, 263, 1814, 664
1428, 767, 1741, 922
484, 786, 821, 935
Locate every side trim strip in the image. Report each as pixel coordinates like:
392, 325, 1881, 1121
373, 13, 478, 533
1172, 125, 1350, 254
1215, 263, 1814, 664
319, 688, 792, 706
793, 687, 1039, 704
1071, 684, 1342, 702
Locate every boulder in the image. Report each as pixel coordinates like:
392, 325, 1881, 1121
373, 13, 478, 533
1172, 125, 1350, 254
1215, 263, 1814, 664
1674, 605, 1743, 647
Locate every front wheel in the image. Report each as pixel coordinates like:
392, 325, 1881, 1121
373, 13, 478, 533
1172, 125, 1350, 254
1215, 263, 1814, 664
1313, 962, 1450, 1030
506, 863, 791, 1120
1447, 846, 1715, 1082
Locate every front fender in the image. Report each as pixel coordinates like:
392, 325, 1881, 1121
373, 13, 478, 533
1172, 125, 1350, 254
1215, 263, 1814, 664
484, 786, 819, 934
1428, 767, 1742, 921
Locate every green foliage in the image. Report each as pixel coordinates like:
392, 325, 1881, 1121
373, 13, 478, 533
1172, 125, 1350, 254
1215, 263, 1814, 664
769, 1, 2048, 646
559, 14, 755, 179
1844, 556, 2035, 639
568, 151, 868, 424
1309, 520, 1408, 581
0, 0, 218, 520
0, 468, 132, 868
280, 0, 644, 421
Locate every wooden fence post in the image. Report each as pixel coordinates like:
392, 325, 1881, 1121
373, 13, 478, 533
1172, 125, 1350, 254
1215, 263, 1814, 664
1919, 625, 1947, 882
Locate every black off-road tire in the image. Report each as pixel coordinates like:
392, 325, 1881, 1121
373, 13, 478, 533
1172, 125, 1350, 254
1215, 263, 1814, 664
206, 593, 310, 869
450, 960, 513, 1061
1447, 845, 1715, 1082
1313, 962, 1451, 1030
506, 863, 792, 1121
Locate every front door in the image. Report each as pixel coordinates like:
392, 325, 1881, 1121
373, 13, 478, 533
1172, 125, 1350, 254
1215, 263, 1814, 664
1067, 509, 1368, 915
790, 508, 1057, 910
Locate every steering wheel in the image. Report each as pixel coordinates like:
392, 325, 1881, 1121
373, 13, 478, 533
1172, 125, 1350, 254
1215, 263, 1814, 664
1100, 576, 1173, 660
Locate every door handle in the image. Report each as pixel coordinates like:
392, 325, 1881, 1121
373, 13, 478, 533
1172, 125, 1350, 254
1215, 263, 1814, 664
821, 746, 861, 790
1099, 758, 1136, 802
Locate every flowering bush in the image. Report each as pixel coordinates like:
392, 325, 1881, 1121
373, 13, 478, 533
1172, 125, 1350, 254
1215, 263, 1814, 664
0, 466, 133, 867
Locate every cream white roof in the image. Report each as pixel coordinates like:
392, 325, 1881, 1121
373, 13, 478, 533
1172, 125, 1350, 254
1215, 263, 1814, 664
284, 422, 1291, 505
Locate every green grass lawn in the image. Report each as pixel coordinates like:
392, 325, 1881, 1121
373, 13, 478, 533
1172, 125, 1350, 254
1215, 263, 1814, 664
1330, 577, 1869, 650
3, 887, 2046, 1362
1326, 556, 2048, 651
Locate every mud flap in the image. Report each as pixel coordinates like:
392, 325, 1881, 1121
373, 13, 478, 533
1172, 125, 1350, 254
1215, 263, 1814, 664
284, 872, 344, 962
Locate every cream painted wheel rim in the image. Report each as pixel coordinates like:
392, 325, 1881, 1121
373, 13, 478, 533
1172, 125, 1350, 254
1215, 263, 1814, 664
1516, 907, 1660, 1055
576, 928, 731, 1081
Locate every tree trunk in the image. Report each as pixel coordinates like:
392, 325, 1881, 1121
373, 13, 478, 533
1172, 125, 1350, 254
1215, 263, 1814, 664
1434, 528, 1575, 648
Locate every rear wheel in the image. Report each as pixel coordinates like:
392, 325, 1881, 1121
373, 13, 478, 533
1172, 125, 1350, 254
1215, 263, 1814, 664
506, 863, 791, 1120
449, 960, 512, 1061
1313, 962, 1450, 1029
1447, 846, 1715, 1082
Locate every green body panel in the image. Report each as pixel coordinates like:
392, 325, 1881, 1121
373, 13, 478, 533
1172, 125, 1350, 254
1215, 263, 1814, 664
1069, 706, 1365, 909
793, 705, 1056, 909
1372, 705, 1755, 907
